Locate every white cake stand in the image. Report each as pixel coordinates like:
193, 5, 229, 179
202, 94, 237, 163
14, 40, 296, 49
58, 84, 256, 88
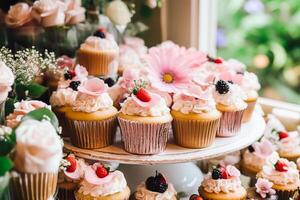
64, 112, 265, 199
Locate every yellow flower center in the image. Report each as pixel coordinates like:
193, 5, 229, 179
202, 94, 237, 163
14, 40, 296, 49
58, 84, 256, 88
162, 73, 174, 83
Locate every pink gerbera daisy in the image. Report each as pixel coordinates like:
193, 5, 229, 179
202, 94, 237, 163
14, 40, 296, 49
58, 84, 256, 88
143, 41, 207, 93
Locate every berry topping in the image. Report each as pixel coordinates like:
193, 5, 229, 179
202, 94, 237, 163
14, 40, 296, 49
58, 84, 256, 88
215, 80, 230, 94
135, 88, 151, 102
93, 28, 106, 38
145, 171, 168, 193
64, 70, 76, 80
69, 81, 81, 91
275, 161, 288, 172
248, 145, 255, 153
214, 57, 223, 64
237, 71, 244, 75
66, 156, 77, 173
103, 77, 115, 87
189, 194, 203, 200
212, 168, 222, 180
278, 131, 289, 140
96, 166, 109, 178
220, 167, 228, 179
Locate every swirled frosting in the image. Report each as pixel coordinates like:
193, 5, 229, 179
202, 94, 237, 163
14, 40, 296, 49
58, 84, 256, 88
50, 88, 78, 107
214, 83, 247, 110
63, 158, 87, 182
73, 93, 113, 113
120, 93, 170, 117
80, 35, 119, 52
259, 153, 299, 185
78, 165, 127, 197
135, 183, 177, 200
243, 150, 266, 170
240, 72, 261, 99
172, 94, 216, 114
278, 131, 300, 154
202, 176, 243, 193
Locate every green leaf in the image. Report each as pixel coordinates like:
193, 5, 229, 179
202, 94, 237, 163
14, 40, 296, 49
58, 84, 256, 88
4, 98, 16, 117
21, 108, 59, 132
0, 129, 16, 156
0, 157, 13, 176
25, 83, 48, 99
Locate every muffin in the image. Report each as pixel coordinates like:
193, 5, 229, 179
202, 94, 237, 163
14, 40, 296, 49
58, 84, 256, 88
257, 152, 300, 199
118, 83, 172, 155
10, 119, 63, 200
66, 78, 118, 149
76, 29, 119, 77
75, 163, 130, 200
171, 85, 221, 148
57, 154, 87, 200
50, 65, 88, 137
242, 140, 275, 178
199, 165, 247, 200
133, 171, 177, 200
213, 80, 247, 137
276, 130, 300, 162
246, 178, 277, 200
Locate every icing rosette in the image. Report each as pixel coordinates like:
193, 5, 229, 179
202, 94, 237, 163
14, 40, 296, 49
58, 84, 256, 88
135, 183, 177, 200
50, 87, 78, 107
80, 35, 119, 52
202, 165, 243, 194
78, 163, 127, 197
72, 78, 113, 113
259, 152, 299, 186
120, 90, 170, 117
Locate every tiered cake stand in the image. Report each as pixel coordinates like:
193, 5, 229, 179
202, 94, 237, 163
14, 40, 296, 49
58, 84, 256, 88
64, 112, 266, 199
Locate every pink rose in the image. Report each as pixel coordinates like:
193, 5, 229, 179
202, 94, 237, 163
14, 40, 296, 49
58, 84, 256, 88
0, 61, 14, 103
31, 0, 67, 27
226, 165, 241, 177
78, 78, 108, 96
5, 3, 33, 28
57, 55, 74, 69
64, 0, 85, 25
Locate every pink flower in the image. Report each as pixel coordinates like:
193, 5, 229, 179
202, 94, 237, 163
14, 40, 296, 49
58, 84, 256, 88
119, 68, 140, 90
78, 78, 108, 96
132, 90, 161, 109
5, 3, 33, 28
57, 55, 74, 69
73, 65, 88, 82
253, 140, 275, 158
226, 165, 241, 177
255, 178, 276, 198
0, 61, 14, 103
180, 83, 211, 100
143, 41, 207, 93
64, 0, 85, 25
123, 37, 147, 56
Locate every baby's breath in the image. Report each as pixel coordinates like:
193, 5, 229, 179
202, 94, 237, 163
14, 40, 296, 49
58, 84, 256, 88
0, 126, 12, 142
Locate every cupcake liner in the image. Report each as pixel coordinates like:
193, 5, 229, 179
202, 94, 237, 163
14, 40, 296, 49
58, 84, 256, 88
118, 117, 171, 155
53, 108, 69, 138
242, 100, 257, 123
68, 116, 117, 149
217, 109, 245, 137
172, 118, 220, 148
275, 189, 296, 200
9, 172, 57, 200
77, 50, 118, 76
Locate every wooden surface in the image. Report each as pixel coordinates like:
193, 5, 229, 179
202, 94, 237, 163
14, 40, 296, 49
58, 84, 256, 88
64, 112, 265, 165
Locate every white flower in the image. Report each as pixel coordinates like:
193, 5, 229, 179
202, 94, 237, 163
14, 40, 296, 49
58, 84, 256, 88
14, 119, 62, 173
63, 0, 86, 25
105, 0, 132, 25
0, 61, 14, 103
146, 0, 157, 8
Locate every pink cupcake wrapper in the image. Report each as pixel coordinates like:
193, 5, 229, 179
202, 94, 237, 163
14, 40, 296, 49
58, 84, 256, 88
217, 109, 245, 137
118, 117, 171, 155
68, 116, 117, 149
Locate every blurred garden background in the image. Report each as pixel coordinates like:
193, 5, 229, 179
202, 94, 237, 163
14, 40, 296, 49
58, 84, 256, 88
217, 0, 300, 104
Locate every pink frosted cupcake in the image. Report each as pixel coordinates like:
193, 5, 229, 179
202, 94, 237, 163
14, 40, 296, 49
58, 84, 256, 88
58, 154, 87, 200
65, 78, 118, 149
75, 163, 130, 200
213, 80, 247, 137
118, 83, 172, 155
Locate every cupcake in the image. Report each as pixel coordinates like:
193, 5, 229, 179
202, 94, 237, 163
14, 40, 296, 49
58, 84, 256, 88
134, 172, 177, 200
171, 85, 221, 148
297, 158, 300, 171
10, 119, 63, 200
66, 78, 118, 149
75, 163, 130, 200
5, 100, 50, 128
76, 29, 119, 77
213, 80, 247, 137
242, 140, 275, 178
57, 154, 87, 200
246, 178, 277, 200
257, 152, 300, 199
50, 65, 88, 137
118, 82, 172, 155
199, 165, 247, 200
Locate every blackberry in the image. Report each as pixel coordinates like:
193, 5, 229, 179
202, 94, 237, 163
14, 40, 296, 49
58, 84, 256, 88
248, 145, 255, 153
237, 71, 244, 75
64, 72, 72, 80
211, 168, 221, 180
93, 31, 106, 38
104, 77, 115, 87
228, 80, 233, 84
146, 176, 157, 192
156, 183, 168, 193
69, 81, 81, 91
146, 172, 168, 193
215, 80, 229, 94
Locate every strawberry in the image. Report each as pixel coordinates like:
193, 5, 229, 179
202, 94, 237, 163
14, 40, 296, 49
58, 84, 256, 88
275, 161, 288, 172
220, 167, 228, 179
66, 156, 77, 173
136, 88, 151, 102
278, 131, 289, 140
96, 166, 108, 178
214, 57, 223, 64
189, 194, 203, 200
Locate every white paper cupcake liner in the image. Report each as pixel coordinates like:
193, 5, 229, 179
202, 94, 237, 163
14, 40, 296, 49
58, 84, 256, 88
217, 109, 245, 137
